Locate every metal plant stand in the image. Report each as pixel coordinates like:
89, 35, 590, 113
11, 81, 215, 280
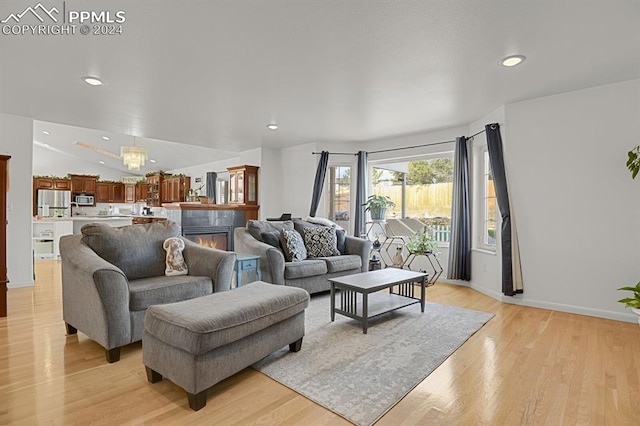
402, 252, 443, 286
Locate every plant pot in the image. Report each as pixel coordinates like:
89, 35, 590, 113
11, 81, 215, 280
369, 207, 386, 221
633, 308, 640, 325
199, 196, 209, 204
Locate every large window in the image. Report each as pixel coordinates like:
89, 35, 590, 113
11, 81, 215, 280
326, 165, 351, 230
371, 155, 453, 243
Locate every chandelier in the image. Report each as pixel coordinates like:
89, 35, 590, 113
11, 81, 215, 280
120, 136, 147, 171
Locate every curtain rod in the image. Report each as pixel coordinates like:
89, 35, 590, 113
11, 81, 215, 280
311, 126, 495, 156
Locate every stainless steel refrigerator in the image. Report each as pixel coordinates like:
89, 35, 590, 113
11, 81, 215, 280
37, 189, 71, 217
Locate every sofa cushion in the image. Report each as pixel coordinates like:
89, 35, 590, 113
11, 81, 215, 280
335, 228, 347, 254
247, 220, 293, 242
129, 275, 213, 311
144, 281, 309, 355
295, 219, 346, 254
302, 226, 340, 258
279, 229, 307, 262
82, 221, 181, 280
319, 254, 362, 273
284, 259, 328, 279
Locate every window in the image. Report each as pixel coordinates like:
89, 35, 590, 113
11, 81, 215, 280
326, 165, 351, 230
481, 150, 497, 250
371, 154, 453, 244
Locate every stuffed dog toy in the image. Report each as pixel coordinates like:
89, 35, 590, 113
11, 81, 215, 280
163, 237, 188, 276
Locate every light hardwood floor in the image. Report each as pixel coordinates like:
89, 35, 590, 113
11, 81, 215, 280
1, 261, 639, 425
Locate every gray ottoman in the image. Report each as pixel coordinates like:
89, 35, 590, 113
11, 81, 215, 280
143, 281, 309, 410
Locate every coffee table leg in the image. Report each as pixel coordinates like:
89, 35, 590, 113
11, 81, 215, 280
420, 276, 426, 312
362, 292, 368, 334
330, 282, 335, 321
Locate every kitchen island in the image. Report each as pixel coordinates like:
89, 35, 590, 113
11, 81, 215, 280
71, 216, 134, 234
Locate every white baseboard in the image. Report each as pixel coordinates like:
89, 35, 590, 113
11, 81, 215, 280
439, 281, 638, 324
8, 279, 35, 288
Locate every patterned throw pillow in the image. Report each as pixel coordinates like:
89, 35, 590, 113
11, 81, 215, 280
279, 229, 307, 262
303, 226, 341, 258
163, 237, 188, 276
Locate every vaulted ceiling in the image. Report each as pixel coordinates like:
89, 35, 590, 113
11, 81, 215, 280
1, 0, 638, 173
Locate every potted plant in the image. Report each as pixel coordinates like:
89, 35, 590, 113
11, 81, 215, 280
617, 282, 640, 325
405, 226, 438, 255
626, 145, 640, 178
363, 195, 395, 221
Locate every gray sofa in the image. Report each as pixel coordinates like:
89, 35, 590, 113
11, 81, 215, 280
59, 221, 236, 363
234, 219, 371, 294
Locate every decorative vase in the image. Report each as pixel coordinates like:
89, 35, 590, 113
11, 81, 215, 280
633, 308, 640, 326
370, 207, 386, 221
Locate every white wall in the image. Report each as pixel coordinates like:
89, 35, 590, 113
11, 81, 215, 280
259, 148, 283, 220
278, 142, 318, 218
0, 114, 34, 288
504, 79, 640, 322
33, 145, 138, 180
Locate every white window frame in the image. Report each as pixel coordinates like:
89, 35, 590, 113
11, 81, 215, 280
474, 146, 498, 252
325, 163, 353, 231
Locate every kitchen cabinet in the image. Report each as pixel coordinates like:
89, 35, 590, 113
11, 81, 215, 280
164, 176, 190, 203
124, 184, 136, 203
146, 174, 163, 206
132, 217, 167, 225
70, 175, 97, 194
135, 183, 148, 202
95, 182, 125, 203
228, 165, 259, 205
33, 177, 71, 190
33, 220, 73, 260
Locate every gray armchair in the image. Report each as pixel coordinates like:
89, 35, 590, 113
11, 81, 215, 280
59, 221, 236, 363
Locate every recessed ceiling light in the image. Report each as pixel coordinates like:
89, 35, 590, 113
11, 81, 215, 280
42, 131, 50, 135
99, 161, 105, 164
266, 123, 278, 130
150, 159, 157, 163
499, 55, 526, 67
82, 76, 103, 86
102, 136, 110, 141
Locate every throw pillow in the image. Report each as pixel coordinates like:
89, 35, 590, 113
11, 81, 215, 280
261, 231, 283, 252
247, 220, 294, 241
335, 228, 347, 254
163, 237, 188, 276
305, 215, 345, 231
303, 226, 341, 258
279, 229, 307, 262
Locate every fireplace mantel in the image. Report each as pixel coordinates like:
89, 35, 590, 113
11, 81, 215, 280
163, 202, 259, 219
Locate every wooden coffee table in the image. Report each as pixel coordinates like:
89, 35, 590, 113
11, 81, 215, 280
329, 268, 428, 334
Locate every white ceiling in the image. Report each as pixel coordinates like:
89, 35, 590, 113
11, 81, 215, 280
1, 0, 639, 173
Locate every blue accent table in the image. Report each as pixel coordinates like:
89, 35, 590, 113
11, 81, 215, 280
235, 254, 261, 287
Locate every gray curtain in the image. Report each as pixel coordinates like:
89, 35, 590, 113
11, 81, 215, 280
447, 136, 471, 280
354, 151, 367, 236
486, 123, 522, 295
206, 172, 217, 203
309, 151, 329, 217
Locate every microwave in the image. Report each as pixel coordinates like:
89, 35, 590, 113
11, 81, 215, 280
74, 194, 94, 205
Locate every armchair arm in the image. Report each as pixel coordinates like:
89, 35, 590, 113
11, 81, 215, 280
59, 234, 131, 350
345, 236, 372, 272
182, 238, 236, 292
234, 228, 285, 284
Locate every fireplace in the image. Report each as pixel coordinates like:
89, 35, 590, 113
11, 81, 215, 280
183, 226, 231, 251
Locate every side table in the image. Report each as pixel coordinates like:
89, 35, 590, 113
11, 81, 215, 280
235, 254, 261, 287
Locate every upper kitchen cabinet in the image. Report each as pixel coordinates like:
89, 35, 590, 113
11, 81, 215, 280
228, 165, 259, 205
70, 174, 97, 194
164, 176, 190, 203
33, 177, 71, 190
96, 182, 125, 203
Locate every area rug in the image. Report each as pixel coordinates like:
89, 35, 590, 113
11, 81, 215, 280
252, 293, 494, 426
